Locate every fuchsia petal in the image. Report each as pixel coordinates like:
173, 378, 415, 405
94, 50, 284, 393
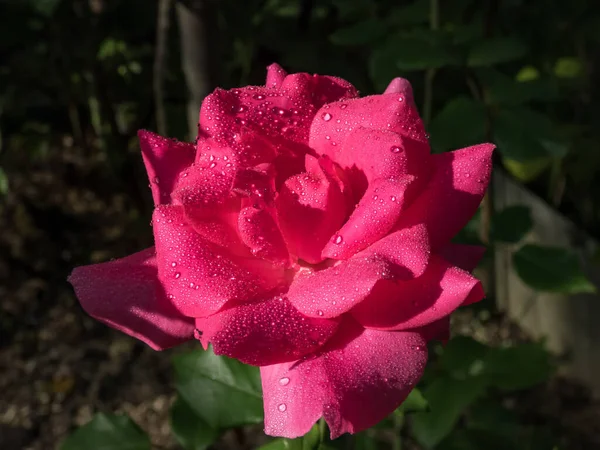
238, 205, 290, 264
171, 138, 237, 207
195, 295, 340, 366
277, 155, 348, 264
309, 93, 428, 156
439, 243, 486, 272
320, 128, 430, 259
152, 205, 285, 317
393, 144, 494, 250
139, 130, 195, 205
183, 201, 249, 256
266, 63, 288, 89
261, 319, 428, 438
351, 256, 485, 331
384, 77, 415, 107
199, 70, 357, 149
68, 248, 194, 350
287, 225, 430, 318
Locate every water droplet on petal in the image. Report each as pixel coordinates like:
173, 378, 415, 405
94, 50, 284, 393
171, 262, 177, 268
278, 403, 287, 412
317, 310, 324, 316
322, 112, 332, 121
332, 234, 343, 245
390, 145, 402, 153
279, 377, 290, 386
174, 272, 181, 279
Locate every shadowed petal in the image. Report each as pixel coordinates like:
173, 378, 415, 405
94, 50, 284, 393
261, 319, 427, 438
69, 247, 194, 350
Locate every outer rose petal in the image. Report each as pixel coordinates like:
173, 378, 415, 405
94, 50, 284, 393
261, 319, 428, 438
439, 243, 486, 272
287, 225, 430, 318
351, 256, 485, 331
277, 155, 348, 264
393, 144, 494, 250
152, 205, 285, 317
68, 247, 194, 350
139, 130, 195, 205
195, 295, 340, 366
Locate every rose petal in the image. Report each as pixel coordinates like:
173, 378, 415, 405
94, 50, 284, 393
200, 71, 357, 148
266, 63, 288, 89
309, 93, 428, 157
261, 319, 428, 438
439, 243, 486, 272
139, 130, 195, 205
320, 127, 430, 259
171, 138, 237, 208
287, 225, 430, 318
277, 155, 348, 264
153, 205, 285, 317
195, 295, 340, 366
183, 200, 249, 256
351, 256, 484, 330
238, 205, 290, 264
393, 144, 494, 250
68, 247, 194, 350
384, 77, 416, 107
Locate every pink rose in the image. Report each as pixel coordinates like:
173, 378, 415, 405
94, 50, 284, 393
69, 64, 493, 438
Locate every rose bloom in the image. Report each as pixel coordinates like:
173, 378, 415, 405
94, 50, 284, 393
69, 64, 493, 438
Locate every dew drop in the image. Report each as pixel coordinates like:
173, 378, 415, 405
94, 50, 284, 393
398, 96, 404, 102
322, 112, 332, 121
390, 145, 402, 153
174, 272, 181, 279
153, 176, 160, 184
317, 310, 324, 317
171, 262, 177, 268
391, 195, 397, 202
279, 377, 290, 386
332, 234, 343, 245
278, 403, 287, 412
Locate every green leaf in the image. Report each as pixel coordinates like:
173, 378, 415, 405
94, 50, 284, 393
502, 158, 551, 183
439, 336, 489, 379
29, 0, 62, 17
0, 167, 8, 196
329, 20, 387, 46
398, 387, 429, 413
493, 108, 568, 162
467, 401, 520, 439
387, 0, 429, 25
513, 245, 596, 294
429, 97, 487, 152
411, 376, 488, 448
554, 57, 582, 79
173, 348, 263, 429
60, 413, 150, 450
481, 342, 554, 391
467, 37, 528, 67
258, 423, 321, 450
170, 396, 219, 450
491, 206, 533, 243
395, 37, 462, 71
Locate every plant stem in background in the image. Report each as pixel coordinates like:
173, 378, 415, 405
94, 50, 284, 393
423, 0, 439, 125
176, 0, 215, 140
154, 0, 173, 137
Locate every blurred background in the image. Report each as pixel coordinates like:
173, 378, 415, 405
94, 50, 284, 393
1, 0, 600, 449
